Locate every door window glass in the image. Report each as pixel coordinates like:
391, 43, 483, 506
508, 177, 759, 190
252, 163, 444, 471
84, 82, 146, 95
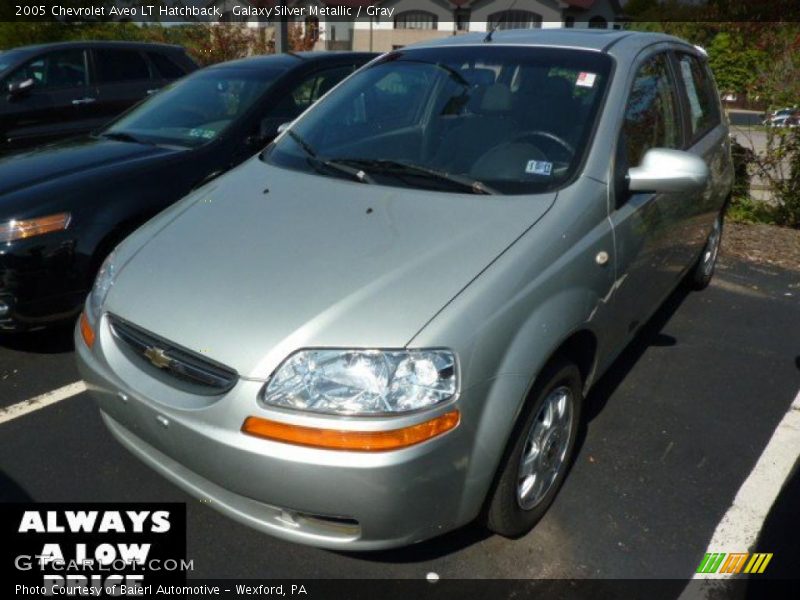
623, 53, 681, 167
677, 53, 720, 138
94, 49, 151, 84
5, 49, 87, 89
148, 52, 185, 80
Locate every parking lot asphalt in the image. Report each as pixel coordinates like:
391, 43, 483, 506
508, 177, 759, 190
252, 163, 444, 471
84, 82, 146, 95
1, 253, 798, 580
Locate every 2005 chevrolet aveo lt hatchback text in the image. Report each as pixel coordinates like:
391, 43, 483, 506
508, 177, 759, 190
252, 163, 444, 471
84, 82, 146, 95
76, 30, 733, 550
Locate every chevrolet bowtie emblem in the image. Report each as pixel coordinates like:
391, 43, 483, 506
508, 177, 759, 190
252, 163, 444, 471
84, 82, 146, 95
144, 346, 172, 369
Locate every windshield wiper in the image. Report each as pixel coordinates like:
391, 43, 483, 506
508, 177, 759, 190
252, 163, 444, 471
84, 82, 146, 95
332, 159, 498, 195
285, 130, 373, 185
99, 131, 153, 146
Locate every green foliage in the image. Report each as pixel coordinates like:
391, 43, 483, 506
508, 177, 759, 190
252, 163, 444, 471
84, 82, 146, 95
726, 196, 780, 226
707, 32, 765, 96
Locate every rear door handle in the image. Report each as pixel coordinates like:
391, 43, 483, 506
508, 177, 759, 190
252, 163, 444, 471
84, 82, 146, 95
146, 88, 160, 95
71, 97, 96, 105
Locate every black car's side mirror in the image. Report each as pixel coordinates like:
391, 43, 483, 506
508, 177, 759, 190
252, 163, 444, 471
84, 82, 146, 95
7, 78, 35, 99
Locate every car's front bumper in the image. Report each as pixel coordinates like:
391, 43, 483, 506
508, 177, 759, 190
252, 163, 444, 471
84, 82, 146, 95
0, 236, 85, 331
75, 316, 477, 550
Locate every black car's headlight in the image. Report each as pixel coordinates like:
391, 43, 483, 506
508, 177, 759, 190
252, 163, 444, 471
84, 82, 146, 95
0, 213, 70, 244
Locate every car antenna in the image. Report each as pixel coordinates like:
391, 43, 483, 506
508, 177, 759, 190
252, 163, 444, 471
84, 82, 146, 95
484, 0, 517, 43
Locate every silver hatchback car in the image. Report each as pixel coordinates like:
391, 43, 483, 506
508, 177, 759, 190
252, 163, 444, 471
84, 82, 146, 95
76, 30, 733, 550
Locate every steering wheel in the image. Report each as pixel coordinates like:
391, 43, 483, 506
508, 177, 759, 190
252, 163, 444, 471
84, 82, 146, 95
511, 131, 575, 157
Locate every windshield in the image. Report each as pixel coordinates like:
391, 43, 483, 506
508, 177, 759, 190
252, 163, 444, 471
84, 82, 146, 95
266, 47, 611, 194
103, 67, 284, 148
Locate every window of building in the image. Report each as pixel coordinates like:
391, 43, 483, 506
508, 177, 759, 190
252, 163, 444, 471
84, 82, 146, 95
455, 8, 471, 31
394, 10, 438, 30
488, 10, 542, 30
588, 16, 608, 29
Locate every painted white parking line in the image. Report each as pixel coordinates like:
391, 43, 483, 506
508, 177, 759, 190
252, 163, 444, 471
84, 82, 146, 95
681, 387, 800, 596
0, 381, 87, 425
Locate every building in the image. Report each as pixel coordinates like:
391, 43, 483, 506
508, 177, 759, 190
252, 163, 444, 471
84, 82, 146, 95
201, 0, 625, 52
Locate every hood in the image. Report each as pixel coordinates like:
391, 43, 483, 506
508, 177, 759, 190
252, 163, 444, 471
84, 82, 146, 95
0, 136, 181, 197
106, 158, 556, 380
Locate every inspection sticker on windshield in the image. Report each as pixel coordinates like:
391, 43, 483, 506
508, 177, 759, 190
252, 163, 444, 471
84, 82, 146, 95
526, 160, 552, 176
189, 128, 216, 139
576, 72, 597, 88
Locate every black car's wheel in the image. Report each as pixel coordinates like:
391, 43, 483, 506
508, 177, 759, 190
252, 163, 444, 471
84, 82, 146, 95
688, 212, 724, 291
485, 359, 582, 538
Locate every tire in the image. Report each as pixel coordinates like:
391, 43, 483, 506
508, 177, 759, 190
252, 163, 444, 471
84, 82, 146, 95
688, 211, 724, 291
485, 359, 583, 538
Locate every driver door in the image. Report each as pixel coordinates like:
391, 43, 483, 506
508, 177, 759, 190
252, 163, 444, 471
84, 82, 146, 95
607, 51, 685, 347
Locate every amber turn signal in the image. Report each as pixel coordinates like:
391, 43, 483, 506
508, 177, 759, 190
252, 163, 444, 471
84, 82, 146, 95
80, 312, 95, 348
0, 212, 71, 244
242, 410, 460, 452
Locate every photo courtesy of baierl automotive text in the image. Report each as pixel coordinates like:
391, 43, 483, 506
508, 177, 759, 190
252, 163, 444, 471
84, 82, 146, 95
1, 1, 799, 598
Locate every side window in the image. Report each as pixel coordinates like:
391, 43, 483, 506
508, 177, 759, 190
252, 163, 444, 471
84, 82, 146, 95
677, 53, 720, 140
94, 49, 151, 84
622, 53, 681, 168
147, 52, 185, 80
6, 49, 87, 90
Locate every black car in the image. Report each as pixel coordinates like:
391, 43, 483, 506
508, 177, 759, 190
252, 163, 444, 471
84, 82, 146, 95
0, 41, 198, 152
0, 51, 376, 331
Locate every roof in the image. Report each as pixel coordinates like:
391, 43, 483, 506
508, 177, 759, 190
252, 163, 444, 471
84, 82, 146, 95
6, 40, 185, 55
408, 28, 685, 54
209, 50, 377, 70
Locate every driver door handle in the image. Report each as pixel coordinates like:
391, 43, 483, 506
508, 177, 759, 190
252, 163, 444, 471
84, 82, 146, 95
71, 97, 96, 105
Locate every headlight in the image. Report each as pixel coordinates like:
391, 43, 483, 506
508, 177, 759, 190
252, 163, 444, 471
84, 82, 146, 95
263, 349, 457, 415
88, 251, 117, 323
0, 213, 70, 244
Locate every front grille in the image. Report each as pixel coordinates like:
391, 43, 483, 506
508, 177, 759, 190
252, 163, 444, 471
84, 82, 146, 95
109, 315, 238, 394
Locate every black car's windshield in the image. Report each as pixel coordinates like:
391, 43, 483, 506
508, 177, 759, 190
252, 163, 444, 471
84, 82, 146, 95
103, 67, 284, 148
265, 47, 612, 194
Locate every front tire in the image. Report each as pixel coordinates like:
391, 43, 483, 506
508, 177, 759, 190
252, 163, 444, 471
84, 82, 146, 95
688, 212, 723, 291
485, 359, 582, 538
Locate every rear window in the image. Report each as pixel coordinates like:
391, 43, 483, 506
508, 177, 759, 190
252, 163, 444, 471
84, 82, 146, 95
94, 49, 151, 83
677, 53, 721, 140
148, 52, 186, 79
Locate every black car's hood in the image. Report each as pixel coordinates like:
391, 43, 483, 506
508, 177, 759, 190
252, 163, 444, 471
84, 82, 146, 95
0, 136, 183, 197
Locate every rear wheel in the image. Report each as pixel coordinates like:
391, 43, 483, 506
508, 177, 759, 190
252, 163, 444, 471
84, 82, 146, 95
688, 212, 723, 290
485, 359, 582, 538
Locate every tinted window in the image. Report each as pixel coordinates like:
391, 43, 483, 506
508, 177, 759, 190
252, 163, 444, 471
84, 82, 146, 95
94, 49, 150, 83
5, 49, 87, 89
677, 53, 720, 139
269, 66, 356, 123
148, 52, 185, 79
0, 50, 29, 76
104, 67, 283, 148
623, 53, 681, 167
268, 47, 612, 195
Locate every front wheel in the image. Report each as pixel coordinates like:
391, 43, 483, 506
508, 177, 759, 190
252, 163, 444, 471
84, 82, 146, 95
688, 212, 724, 291
484, 360, 582, 538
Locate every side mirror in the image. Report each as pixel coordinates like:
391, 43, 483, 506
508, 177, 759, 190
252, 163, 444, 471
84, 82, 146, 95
627, 148, 709, 194
7, 77, 35, 99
